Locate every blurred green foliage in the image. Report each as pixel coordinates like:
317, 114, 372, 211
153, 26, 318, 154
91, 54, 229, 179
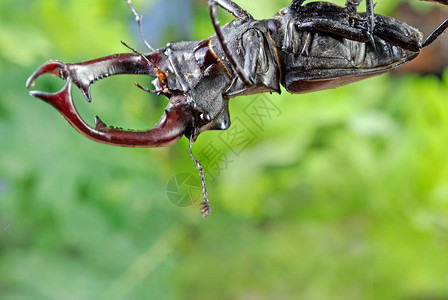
1, 0, 448, 299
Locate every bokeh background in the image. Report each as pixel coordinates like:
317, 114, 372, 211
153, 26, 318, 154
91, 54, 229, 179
1, 0, 448, 299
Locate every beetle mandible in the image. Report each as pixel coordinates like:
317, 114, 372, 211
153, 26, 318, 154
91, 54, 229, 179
26, 0, 448, 217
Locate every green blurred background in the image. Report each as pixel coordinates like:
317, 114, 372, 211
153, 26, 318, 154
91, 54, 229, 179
1, 0, 448, 299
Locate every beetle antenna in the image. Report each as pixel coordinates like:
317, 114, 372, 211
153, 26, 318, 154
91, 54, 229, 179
121, 40, 164, 94
133, 82, 157, 94
125, 0, 155, 52
189, 135, 211, 218
121, 40, 153, 66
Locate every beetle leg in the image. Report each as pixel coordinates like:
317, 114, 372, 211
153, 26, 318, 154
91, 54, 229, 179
364, 0, 376, 48
295, 11, 426, 53
423, 18, 448, 48
294, 19, 371, 43
345, 0, 376, 34
124, 0, 154, 52
345, 0, 376, 48
345, 0, 362, 14
26, 54, 194, 147
290, 0, 306, 11
209, 0, 254, 85
213, 0, 253, 20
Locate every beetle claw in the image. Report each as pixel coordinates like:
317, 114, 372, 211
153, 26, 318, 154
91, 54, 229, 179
94, 115, 108, 129
27, 57, 193, 148
28, 77, 76, 121
25, 61, 66, 89
25, 60, 93, 102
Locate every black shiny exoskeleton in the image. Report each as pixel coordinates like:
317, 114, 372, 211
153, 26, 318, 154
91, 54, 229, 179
26, 0, 448, 217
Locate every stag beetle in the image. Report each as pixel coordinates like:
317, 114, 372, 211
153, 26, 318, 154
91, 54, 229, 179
26, 0, 448, 217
